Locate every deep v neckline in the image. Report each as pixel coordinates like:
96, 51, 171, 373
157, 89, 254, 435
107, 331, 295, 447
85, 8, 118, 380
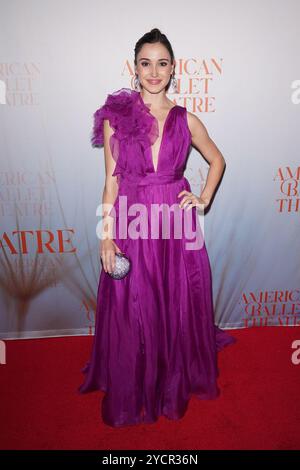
137, 92, 178, 173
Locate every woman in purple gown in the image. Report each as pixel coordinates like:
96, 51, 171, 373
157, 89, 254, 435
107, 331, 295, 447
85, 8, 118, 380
79, 28, 236, 427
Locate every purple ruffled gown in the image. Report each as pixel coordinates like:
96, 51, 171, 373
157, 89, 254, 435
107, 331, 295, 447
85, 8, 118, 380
78, 88, 236, 427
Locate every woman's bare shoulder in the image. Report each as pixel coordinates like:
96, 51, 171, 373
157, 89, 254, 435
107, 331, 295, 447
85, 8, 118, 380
186, 110, 208, 138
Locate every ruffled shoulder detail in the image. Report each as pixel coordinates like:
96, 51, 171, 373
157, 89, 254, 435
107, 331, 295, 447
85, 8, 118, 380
91, 87, 159, 162
91, 88, 132, 148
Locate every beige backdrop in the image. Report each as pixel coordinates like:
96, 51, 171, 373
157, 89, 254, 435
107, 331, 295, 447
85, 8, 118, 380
0, 0, 299, 339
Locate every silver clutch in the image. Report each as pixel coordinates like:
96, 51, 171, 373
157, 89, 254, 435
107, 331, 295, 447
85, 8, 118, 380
107, 252, 131, 280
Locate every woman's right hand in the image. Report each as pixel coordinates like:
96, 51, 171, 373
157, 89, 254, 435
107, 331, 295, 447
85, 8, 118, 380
100, 239, 122, 274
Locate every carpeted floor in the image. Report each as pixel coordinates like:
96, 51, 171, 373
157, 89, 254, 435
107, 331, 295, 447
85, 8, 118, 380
0, 326, 299, 450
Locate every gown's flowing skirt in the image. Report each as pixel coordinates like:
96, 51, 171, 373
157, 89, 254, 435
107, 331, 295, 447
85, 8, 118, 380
78, 174, 236, 427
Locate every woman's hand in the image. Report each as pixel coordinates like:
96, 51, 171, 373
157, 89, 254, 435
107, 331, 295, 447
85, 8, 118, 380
178, 190, 211, 211
100, 239, 122, 274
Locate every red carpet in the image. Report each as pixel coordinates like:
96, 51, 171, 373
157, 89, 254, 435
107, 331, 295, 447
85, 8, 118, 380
0, 327, 299, 450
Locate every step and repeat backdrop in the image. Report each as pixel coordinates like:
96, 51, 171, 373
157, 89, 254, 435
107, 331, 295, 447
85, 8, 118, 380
1, 0, 299, 339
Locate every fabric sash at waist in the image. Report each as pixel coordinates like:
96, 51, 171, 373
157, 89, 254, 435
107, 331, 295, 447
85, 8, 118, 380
120, 170, 186, 186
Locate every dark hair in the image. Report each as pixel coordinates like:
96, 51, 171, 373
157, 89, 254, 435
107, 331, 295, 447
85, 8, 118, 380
134, 28, 175, 67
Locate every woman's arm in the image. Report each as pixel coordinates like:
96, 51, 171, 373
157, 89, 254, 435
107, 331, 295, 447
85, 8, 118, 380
100, 120, 121, 273
187, 112, 226, 203
101, 119, 119, 239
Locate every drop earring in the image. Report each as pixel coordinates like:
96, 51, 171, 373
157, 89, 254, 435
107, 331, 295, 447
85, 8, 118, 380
170, 75, 178, 93
134, 74, 141, 91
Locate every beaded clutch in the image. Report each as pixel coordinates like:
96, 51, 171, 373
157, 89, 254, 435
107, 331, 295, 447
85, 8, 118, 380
107, 252, 131, 280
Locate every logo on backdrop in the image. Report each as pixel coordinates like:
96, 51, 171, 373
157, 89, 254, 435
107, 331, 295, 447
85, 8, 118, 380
81, 299, 96, 335
241, 289, 300, 327
0, 62, 40, 106
0, 230, 76, 254
126, 57, 223, 112
274, 166, 300, 213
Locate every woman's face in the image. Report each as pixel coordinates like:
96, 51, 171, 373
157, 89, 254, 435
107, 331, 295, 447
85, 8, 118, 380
135, 42, 174, 94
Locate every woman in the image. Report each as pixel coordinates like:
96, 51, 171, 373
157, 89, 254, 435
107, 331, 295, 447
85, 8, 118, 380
79, 28, 236, 427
